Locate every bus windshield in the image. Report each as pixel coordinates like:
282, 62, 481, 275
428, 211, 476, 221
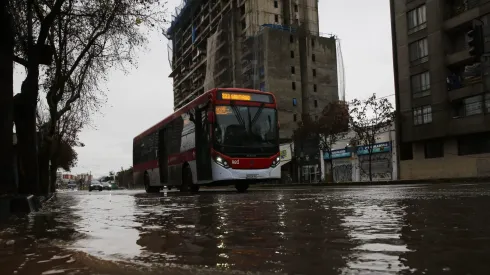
214, 105, 277, 148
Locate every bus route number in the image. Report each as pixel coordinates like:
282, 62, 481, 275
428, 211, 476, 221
232, 159, 240, 165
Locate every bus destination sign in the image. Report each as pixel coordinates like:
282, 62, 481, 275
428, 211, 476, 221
219, 91, 272, 103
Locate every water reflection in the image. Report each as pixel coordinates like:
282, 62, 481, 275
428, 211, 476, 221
398, 185, 490, 275
133, 190, 354, 274
70, 191, 142, 260
339, 193, 409, 273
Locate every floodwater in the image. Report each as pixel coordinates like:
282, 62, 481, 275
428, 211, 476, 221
1, 183, 490, 274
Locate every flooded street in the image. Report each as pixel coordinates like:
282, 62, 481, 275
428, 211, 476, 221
2, 183, 490, 274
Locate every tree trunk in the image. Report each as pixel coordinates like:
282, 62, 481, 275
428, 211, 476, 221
329, 158, 335, 183
368, 153, 372, 182
0, 0, 16, 194
14, 70, 41, 195
38, 142, 50, 194
49, 159, 57, 193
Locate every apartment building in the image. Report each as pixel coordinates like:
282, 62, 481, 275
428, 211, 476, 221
390, 0, 490, 179
166, 0, 339, 139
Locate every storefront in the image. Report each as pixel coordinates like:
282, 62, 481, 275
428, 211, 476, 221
324, 148, 353, 183
324, 141, 397, 182
357, 142, 393, 181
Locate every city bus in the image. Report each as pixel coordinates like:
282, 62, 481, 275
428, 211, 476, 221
132, 88, 280, 193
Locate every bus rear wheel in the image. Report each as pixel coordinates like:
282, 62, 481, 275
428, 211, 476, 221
235, 183, 249, 193
181, 165, 199, 193
144, 173, 159, 193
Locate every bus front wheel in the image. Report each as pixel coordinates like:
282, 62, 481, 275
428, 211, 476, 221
235, 183, 249, 193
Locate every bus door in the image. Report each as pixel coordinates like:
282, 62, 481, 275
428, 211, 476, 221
158, 127, 168, 183
195, 106, 212, 181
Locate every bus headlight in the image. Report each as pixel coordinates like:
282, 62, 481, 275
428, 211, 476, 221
214, 156, 230, 168
271, 156, 280, 168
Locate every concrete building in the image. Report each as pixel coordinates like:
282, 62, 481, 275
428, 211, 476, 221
323, 124, 398, 182
166, 0, 339, 139
390, 0, 490, 179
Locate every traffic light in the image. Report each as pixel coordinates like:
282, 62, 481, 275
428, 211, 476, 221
468, 24, 484, 59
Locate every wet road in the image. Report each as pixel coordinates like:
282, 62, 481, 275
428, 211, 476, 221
2, 183, 490, 274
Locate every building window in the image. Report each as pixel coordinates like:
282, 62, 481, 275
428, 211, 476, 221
314, 100, 318, 107
312, 68, 316, 77
293, 98, 297, 106
315, 115, 318, 120
294, 4, 298, 12
458, 132, 490, 155
465, 95, 483, 116
274, 14, 279, 23
407, 5, 427, 34
312, 54, 316, 62
313, 84, 317, 92
424, 140, 444, 159
411, 71, 430, 98
290, 50, 294, 58
295, 18, 299, 25
413, 105, 432, 125
291, 66, 295, 74
311, 38, 315, 47
453, 94, 484, 117
290, 35, 294, 43
292, 81, 296, 90
409, 38, 428, 65
274, 0, 278, 8
259, 82, 265, 91
293, 114, 297, 122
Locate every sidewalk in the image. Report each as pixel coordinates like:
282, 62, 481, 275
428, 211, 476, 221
253, 176, 490, 188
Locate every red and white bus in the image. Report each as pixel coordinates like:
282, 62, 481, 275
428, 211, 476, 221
133, 88, 281, 193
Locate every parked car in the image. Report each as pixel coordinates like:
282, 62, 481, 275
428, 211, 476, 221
89, 180, 103, 192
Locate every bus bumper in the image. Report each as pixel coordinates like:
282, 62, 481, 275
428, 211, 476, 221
211, 162, 281, 181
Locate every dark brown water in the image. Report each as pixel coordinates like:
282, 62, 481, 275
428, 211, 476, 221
1, 183, 490, 274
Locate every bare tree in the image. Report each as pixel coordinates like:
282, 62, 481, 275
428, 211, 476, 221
10, 0, 167, 194
349, 94, 395, 182
10, 0, 64, 194
0, 0, 16, 194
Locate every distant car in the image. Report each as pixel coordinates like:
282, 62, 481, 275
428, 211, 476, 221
89, 180, 103, 192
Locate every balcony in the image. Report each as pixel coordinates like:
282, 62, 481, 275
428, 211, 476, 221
448, 64, 484, 100
446, 49, 474, 66
448, 112, 490, 136
444, 0, 480, 30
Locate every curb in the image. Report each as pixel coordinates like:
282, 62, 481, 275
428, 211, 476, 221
0, 193, 56, 221
253, 177, 490, 188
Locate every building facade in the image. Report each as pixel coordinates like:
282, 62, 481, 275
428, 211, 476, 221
166, 0, 339, 139
323, 124, 398, 182
390, 0, 490, 179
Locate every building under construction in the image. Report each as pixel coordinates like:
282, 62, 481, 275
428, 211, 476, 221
166, 0, 343, 139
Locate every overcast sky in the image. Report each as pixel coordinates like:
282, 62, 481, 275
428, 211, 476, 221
13, 0, 394, 177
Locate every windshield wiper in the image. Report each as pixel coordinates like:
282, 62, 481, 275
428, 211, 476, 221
230, 102, 246, 127
251, 103, 265, 126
